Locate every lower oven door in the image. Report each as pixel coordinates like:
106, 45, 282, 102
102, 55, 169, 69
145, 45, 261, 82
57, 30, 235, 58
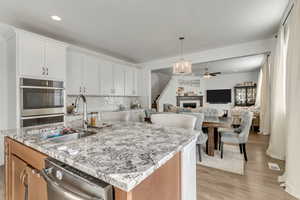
21, 114, 64, 128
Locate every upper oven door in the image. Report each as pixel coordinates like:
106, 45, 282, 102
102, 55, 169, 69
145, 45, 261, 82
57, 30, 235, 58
21, 78, 65, 117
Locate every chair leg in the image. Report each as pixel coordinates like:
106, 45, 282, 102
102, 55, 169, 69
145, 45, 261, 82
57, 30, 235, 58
239, 144, 243, 154
206, 141, 208, 154
198, 144, 202, 162
218, 133, 221, 151
242, 144, 248, 162
221, 142, 224, 159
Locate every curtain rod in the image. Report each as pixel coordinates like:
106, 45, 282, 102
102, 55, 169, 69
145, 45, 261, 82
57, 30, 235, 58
282, 3, 294, 26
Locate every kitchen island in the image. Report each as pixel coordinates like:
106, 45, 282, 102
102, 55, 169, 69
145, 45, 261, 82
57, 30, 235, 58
3, 121, 199, 200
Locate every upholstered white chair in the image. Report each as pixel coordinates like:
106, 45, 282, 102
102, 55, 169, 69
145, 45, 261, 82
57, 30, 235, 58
181, 113, 208, 161
151, 113, 197, 130
219, 111, 253, 161
101, 111, 130, 122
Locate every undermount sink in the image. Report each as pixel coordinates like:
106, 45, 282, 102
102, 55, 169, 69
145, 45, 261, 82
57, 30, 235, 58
47, 130, 97, 143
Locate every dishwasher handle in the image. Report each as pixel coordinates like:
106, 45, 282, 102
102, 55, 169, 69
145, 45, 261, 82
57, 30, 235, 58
41, 169, 103, 200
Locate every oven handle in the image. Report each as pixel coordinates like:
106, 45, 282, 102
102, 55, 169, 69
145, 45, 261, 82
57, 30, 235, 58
41, 169, 102, 200
21, 114, 65, 120
20, 86, 65, 90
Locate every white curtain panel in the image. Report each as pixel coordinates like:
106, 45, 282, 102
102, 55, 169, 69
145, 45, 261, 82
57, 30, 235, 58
284, 0, 300, 198
266, 27, 288, 160
255, 67, 263, 107
259, 58, 271, 135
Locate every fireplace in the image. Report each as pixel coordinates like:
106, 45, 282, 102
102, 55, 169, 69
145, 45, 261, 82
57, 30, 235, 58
183, 103, 197, 108
177, 96, 203, 108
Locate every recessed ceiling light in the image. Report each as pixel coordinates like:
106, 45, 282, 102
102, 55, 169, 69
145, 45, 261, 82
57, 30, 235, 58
51, 15, 62, 21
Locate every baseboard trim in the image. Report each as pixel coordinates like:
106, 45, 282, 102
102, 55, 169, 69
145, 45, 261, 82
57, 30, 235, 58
266, 150, 285, 161
286, 182, 300, 199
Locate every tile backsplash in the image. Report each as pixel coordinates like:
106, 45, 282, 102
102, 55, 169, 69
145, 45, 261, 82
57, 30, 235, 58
67, 96, 141, 112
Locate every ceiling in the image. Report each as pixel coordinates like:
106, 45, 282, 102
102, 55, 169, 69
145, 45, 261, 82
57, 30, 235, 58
153, 54, 266, 76
0, 0, 288, 63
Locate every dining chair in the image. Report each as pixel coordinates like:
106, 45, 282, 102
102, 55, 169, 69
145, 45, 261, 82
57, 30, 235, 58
219, 111, 253, 161
151, 113, 197, 130
181, 113, 208, 162
101, 111, 130, 122
199, 107, 219, 117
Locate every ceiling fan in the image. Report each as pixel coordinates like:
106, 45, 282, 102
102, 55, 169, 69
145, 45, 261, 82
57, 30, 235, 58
201, 68, 221, 79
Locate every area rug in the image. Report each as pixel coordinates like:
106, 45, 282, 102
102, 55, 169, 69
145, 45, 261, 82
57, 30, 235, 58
197, 144, 245, 175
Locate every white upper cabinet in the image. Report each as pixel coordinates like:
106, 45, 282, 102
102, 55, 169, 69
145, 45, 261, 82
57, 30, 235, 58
83, 55, 100, 95
45, 41, 66, 80
18, 31, 67, 80
66, 48, 139, 97
67, 51, 101, 96
113, 64, 125, 96
125, 66, 134, 96
125, 66, 139, 96
100, 60, 114, 95
18, 32, 45, 78
66, 51, 83, 95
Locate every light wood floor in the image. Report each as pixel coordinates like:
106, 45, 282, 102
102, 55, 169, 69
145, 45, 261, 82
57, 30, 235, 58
197, 133, 297, 200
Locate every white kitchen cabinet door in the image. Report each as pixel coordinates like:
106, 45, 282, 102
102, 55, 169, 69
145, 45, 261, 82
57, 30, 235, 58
133, 68, 139, 96
18, 31, 45, 77
83, 55, 100, 95
45, 41, 66, 80
66, 51, 84, 95
100, 60, 114, 95
113, 64, 125, 96
125, 67, 134, 96
125, 67, 139, 96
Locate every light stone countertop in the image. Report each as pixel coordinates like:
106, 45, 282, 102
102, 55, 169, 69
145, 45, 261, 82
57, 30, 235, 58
1, 121, 199, 192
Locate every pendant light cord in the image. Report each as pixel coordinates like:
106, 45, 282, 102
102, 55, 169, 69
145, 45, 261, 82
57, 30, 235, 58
179, 37, 184, 60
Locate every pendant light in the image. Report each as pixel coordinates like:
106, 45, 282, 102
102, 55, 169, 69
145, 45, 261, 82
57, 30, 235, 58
173, 37, 192, 75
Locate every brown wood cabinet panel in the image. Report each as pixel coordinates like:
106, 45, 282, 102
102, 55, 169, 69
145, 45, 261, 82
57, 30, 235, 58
116, 153, 181, 200
5, 137, 12, 200
27, 166, 48, 200
10, 138, 47, 170
5, 138, 48, 200
11, 155, 27, 200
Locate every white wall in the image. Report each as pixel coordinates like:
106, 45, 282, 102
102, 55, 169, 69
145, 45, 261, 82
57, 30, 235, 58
157, 71, 259, 112
142, 38, 275, 108
142, 39, 275, 70
0, 36, 7, 166
157, 77, 177, 112
203, 71, 259, 112
151, 72, 171, 103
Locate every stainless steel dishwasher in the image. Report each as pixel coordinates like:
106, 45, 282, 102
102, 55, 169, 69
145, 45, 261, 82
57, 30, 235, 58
41, 158, 113, 200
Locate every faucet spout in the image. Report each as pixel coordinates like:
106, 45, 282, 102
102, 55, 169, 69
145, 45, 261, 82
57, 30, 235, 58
74, 94, 88, 131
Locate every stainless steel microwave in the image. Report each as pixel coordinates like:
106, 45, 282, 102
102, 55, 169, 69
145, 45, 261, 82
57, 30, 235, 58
20, 78, 65, 117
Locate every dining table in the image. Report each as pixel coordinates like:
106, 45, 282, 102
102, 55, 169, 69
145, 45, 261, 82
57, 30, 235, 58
202, 117, 232, 156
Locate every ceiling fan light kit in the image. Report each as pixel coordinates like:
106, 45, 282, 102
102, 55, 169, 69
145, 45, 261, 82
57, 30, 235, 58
173, 37, 192, 75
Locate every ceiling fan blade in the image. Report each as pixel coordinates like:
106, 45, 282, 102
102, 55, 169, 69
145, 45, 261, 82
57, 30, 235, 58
210, 72, 221, 75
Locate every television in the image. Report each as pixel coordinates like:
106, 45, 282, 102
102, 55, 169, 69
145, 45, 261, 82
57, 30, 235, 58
206, 89, 231, 104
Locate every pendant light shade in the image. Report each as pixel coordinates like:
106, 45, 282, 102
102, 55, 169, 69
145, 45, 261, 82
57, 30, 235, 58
173, 37, 192, 75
